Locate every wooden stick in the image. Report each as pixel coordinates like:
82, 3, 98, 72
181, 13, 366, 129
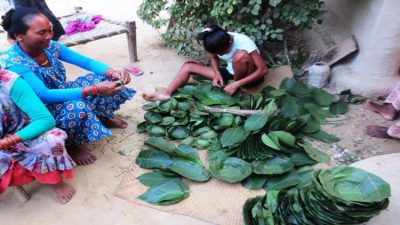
125, 21, 138, 62
203, 106, 262, 116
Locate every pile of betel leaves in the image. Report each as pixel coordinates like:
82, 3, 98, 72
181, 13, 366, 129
135, 78, 390, 223
135, 78, 350, 204
243, 166, 391, 225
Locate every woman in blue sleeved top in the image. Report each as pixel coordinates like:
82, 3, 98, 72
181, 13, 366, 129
0, 7, 136, 165
0, 69, 75, 204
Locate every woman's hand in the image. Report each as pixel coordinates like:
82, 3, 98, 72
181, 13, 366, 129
96, 81, 124, 95
0, 135, 22, 149
106, 69, 131, 85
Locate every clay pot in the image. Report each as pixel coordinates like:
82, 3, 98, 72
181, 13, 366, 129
308, 62, 330, 88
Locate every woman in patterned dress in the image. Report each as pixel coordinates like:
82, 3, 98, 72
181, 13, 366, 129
366, 81, 400, 139
0, 69, 75, 204
1, 8, 136, 165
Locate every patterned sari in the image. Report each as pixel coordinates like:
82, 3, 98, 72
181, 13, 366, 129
1, 42, 135, 145
0, 70, 73, 194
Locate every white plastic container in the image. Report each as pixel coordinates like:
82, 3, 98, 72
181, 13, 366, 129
308, 62, 330, 88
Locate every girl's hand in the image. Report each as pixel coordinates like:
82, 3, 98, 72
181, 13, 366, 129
223, 82, 240, 95
96, 81, 124, 95
212, 75, 224, 87
106, 69, 131, 85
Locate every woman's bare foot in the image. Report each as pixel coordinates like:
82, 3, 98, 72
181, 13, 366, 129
52, 182, 75, 204
67, 145, 97, 166
142, 92, 171, 101
102, 118, 128, 129
366, 125, 391, 138
366, 101, 397, 120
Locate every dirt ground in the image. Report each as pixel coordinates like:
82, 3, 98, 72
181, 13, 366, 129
0, 0, 398, 225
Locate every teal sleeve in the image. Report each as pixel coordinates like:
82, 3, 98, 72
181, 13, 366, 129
10, 77, 56, 141
8, 64, 84, 104
56, 42, 110, 74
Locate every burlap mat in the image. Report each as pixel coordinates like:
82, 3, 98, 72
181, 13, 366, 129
114, 66, 292, 224
114, 151, 265, 225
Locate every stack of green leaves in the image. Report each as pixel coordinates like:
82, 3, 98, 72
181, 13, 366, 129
136, 78, 350, 204
243, 166, 391, 225
135, 137, 210, 205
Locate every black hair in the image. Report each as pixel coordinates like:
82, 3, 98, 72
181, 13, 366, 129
196, 24, 231, 54
1, 7, 41, 40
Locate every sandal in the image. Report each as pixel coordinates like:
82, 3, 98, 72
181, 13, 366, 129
124, 65, 143, 76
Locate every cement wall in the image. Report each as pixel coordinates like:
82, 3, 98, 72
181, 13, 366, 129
304, 0, 400, 97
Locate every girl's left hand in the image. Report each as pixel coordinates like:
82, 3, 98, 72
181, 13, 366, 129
107, 69, 131, 85
223, 82, 240, 95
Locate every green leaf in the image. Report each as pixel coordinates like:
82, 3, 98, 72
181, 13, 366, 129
313, 89, 334, 106
270, 131, 295, 146
307, 130, 340, 143
170, 110, 188, 118
169, 157, 210, 182
145, 137, 176, 154
289, 149, 317, 166
251, 157, 294, 175
199, 130, 218, 140
244, 113, 268, 131
318, 166, 391, 203
261, 134, 280, 150
144, 111, 162, 124
159, 116, 176, 126
193, 139, 211, 149
157, 99, 176, 112
135, 150, 173, 169
138, 180, 189, 205
209, 157, 252, 183
177, 102, 191, 111
147, 125, 166, 136
329, 101, 348, 114
180, 136, 195, 146
269, 0, 282, 7
142, 102, 157, 111
220, 127, 247, 148
218, 113, 235, 128
137, 121, 150, 133
242, 174, 268, 190
298, 141, 330, 163
227, 6, 234, 14
138, 171, 180, 187
175, 144, 199, 161
263, 170, 301, 191
167, 126, 189, 139
302, 117, 320, 134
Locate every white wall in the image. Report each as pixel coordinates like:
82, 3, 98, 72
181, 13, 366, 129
305, 0, 400, 97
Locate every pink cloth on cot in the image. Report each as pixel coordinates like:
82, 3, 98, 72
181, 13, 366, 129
65, 15, 103, 35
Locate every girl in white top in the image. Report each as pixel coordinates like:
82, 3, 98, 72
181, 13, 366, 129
143, 24, 268, 101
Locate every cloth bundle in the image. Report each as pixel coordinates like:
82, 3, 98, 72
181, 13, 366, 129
64, 14, 103, 35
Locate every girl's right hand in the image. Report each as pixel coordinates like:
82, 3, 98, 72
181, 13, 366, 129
96, 81, 124, 95
212, 75, 224, 87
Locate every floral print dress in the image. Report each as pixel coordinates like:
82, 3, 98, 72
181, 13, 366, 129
1, 41, 135, 146
0, 70, 74, 194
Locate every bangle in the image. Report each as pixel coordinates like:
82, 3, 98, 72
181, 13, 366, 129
92, 84, 100, 95
0, 140, 7, 149
9, 135, 18, 146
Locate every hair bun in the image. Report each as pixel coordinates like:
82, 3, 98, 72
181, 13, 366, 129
1, 9, 15, 31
